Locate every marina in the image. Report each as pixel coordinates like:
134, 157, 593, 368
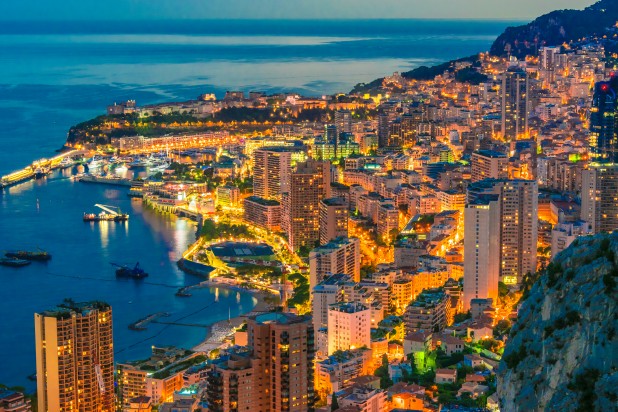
83, 204, 129, 222
0, 174, 257, 387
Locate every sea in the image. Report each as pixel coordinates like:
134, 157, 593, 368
0, 19, 518, 388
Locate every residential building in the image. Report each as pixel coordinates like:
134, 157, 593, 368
404, 289, 451, 333
335, 384, 387, 412
244, 196, 282, 231
377, 202, 399, 242
34, 301, 114, 412
590, 78, 618, 163
581, 164, 618, 234
501, 67, 530, 140
467, 179, 538, 287
463, 195, 501, 311
320, 197, 349, 245
118, 347, 202, 406
315, 348, 372, 397
327, 302, 371, 355
312, 274, 351, 333
253, 147, 292, 200
471, 150, 508, 182
551, 221, 592, 258
0, 390, 32, 412
282, 159, 330, 251
247, 312, 315, 412
215, 184, 241, 207
309, 237, 360, 289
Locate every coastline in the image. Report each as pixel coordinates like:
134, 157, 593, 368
192, 287, 274, 353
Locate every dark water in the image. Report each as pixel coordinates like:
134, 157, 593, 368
0, 169, 257, 387
0, 19, 517, 386
0, 19, 518, 175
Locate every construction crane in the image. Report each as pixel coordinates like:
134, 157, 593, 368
94, 204, 123, 215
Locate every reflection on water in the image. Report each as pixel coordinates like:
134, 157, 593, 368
0, 172, 256, 388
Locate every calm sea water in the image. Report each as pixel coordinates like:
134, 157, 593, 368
0, 19, 516, 387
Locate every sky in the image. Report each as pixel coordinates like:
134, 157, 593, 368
0, 0, 596, 21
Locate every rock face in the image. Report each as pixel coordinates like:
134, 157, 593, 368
497, 232, 618, 411
490, 0, 618, 58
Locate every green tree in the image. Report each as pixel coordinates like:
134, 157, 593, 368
330, 393, 339, 411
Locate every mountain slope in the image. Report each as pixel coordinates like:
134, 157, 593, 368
497, 232, 618, 411
490, 0, 618, 58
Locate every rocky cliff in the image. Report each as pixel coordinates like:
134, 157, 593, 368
490, 0, 618, 58
497, 232, 618, 411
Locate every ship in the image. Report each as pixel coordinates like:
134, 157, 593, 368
34, 167, 50, 179
5, 249, 51, 261
0, 257, 31, 267
112, 262, 148, 279
83, 204, 129, 222
88, 155, 105, 170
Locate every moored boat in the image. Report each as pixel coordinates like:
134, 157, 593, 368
112, 262, 148, 278
0, 257, 31, 267
5, 250, 51, 261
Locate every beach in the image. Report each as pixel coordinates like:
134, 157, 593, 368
192, 287, 275, 353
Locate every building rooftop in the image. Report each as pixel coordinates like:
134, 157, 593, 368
474, 149, 507, 158
40, 300, 111, 319
252, 311, 309, 325
245, 196, 281, 206
329, 301, 369, 314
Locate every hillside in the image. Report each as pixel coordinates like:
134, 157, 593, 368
497, 232, 618, 411
490, 0, 618, 58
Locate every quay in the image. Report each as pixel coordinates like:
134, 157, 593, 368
128, 312, 171, 331
77, 174, 133, 187
0, 150, 85, 190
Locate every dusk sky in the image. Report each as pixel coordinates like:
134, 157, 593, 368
1, 0, 595, 20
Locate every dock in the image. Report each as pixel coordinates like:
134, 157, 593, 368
128, 312, 171, 331
0, 150, 85, 190
78, 174, 132, 187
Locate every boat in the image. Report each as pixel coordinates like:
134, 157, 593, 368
34, 167, 49, 179
112, 262, 148, 279
0, 257, 32, 267
88, 156, 105, 170
5, 250, 51, 261
83, 204, 129, 222
60, 157, 74, 168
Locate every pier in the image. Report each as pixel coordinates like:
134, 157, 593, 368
128, 312, 171, 331
0, 150, 85, 190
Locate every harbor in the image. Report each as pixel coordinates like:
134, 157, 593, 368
0, 150, 84, 190
0, 174, 259, 388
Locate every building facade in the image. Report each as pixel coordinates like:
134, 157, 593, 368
34, 301, 114, 412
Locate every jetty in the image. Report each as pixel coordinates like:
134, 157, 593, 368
128, 312, 171, 331
0, 150, 85, 190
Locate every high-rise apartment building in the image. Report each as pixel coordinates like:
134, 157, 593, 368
309, 237, 361, 289
327, 302, 371, 355
466, 179, 538, 287
319, 197, 349, 245
282, 159, 330, 251
501, 68, 530, 140
463, 195, 501, 311
34, 301, 114, 412
471, 150, 508, 182
377, 113, 390, 148
581, 164, 618, 234
590, 78, 618, 163
335, 110, 352, 134
207, 313, 315, 412
253, 147, 292, 200
250, 312, 315, 412
244, 196, 282, 231
311, 274, 351, 332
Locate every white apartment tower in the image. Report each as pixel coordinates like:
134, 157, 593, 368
327, 302, 371, 355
